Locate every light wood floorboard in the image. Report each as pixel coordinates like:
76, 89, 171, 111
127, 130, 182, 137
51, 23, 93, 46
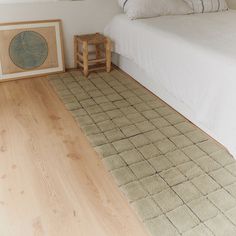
0, 77, 147, 236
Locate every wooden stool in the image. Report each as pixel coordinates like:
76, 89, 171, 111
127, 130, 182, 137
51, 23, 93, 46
74, 33, 112, 77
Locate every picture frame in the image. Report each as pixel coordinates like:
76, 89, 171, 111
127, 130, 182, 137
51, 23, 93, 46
0, 19, 65, 82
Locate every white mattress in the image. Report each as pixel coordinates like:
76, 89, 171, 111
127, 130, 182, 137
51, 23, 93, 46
104, 11, 236, 157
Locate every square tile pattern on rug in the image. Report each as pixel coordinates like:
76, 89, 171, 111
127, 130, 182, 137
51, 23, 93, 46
48, 70, 236, 236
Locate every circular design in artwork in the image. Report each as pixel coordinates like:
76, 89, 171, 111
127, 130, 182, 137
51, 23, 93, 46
9, 31, 48, 70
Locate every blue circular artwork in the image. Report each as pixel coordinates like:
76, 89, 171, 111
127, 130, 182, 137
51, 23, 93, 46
9, 31, 48, 70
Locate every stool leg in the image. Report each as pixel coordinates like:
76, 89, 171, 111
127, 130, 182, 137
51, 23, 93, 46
95, 45, 101, 69
106, 38, 111, 73
95, 45, 101, 60
74, 36, 78, 69
82, 41, 89, 77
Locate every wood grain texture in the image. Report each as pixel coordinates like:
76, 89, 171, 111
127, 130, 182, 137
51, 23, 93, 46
0, 77, 148, 236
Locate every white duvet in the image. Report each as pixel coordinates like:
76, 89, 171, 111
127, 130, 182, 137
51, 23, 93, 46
104, 11, 236, 157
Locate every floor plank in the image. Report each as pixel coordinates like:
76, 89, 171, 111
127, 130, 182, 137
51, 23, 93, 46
0, 77, 147, 236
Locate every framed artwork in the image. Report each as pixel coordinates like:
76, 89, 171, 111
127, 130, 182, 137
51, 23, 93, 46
0, 19, 65, 81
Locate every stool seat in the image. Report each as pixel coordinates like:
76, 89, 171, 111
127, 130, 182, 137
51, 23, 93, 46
74, 33, 112, 77
77, 33, 107, 44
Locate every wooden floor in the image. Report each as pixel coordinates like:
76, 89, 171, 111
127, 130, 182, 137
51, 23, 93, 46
0, 77, 148, 236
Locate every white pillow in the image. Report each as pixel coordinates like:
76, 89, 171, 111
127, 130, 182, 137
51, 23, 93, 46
118, 0, 193, 20
183, 0, 228, 13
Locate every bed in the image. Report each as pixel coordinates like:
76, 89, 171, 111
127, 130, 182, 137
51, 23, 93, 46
104, 10, 236, 158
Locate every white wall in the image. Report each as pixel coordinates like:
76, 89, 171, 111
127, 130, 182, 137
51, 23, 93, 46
0, 0, 121, 68
227, 0, 236, 9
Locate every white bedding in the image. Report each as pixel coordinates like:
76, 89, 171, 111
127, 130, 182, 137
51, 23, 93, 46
104, 11, 236, 157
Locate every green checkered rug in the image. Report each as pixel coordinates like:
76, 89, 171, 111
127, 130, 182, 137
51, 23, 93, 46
48, 70, 236, 236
